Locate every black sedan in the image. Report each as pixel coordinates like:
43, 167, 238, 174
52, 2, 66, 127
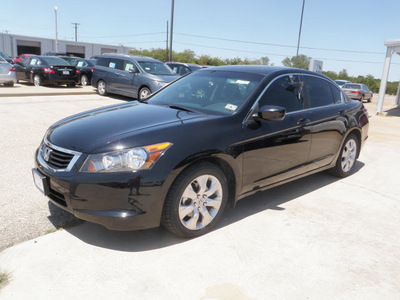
14, 55, 78, 87
32, 66, 369, 237
74, 58, 96, 86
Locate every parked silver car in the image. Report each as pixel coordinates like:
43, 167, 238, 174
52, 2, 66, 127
342, 83, 373, 102
0, 56, 17, 86
334, 79, 351, 88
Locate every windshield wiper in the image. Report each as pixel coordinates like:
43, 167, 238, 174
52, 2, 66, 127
167, 105, 195, 113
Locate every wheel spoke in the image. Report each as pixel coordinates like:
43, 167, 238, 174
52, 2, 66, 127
196, 175, 209, 194
182, 186, 197, 200
184, 209, 200, 230
205, 195, 222, 209
199, 206, 213, 227
179, 203, 195, 218
206, 178, 219, 196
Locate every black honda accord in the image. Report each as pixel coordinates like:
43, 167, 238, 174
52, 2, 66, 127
33, 66, 369, 237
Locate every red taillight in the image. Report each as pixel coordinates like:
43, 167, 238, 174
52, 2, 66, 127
351, 90, 360, 94
91, 67, 94, 72
43, 67, 55, 74
76, 70, 80, 74
9, 66, 15, 72
363, 108, 369, 118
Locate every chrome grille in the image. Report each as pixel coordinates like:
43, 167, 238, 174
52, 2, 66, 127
38, 140, 81, 172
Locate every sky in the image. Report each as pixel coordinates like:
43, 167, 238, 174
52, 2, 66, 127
2, 0, 400, 81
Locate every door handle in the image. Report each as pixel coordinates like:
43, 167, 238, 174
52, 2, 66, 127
297, 118, 310, 125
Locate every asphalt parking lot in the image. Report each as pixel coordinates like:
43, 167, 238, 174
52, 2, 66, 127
0, 88, 399, 299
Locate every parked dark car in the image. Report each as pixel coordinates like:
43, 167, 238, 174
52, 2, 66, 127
14, 55, 78, 87
74, 58, 96, 86
92, 54, 180, 100
33, 66, 369, 238
166, 62, 202, 75
342, 83, 373, 102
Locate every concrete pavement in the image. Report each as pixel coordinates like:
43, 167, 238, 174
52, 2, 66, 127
0, 95, 399, 299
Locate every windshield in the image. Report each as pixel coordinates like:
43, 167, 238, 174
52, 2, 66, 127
148, 70, 263, 116
42, 57, 69, 66
138, 61, 176, 75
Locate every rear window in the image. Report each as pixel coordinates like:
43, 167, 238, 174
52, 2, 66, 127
42, 57, 69, 66
343, 84, 361, 89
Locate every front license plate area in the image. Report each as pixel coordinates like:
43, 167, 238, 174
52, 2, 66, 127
32, 169, 49, 196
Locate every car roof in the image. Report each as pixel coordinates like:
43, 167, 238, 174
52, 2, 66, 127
99, 54, 161, 62
200, 65, 330, 79
167, 62, 201, 68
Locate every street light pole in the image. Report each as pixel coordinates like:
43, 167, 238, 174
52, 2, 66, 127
169, 0, 174, 62
296, 0, 305, 66
54, 6, 58, 53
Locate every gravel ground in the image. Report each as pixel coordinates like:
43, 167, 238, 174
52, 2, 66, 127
0, 94, 121, 250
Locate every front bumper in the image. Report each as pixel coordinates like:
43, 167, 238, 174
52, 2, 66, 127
33, 148, 175, 231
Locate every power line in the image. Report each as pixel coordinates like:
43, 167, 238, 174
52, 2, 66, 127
175, 41, 400, 65
175, 32, 385, 55
80, 32, 165, 39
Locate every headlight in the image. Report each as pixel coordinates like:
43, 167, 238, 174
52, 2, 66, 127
80, 142, 172, 173
153, 80, 167, 87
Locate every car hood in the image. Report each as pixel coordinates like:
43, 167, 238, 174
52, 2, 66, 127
146, 73, 180, 82
46, 102, 203, 153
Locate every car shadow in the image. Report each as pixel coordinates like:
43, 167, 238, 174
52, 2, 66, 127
52, 161, 365, 252
384, 106, 400, 117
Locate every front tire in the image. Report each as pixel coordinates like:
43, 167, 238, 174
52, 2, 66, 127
329, 133, 359, 178
97, 80, 107, 96
162, 162, 228, 238
138, 87, 151, 100
66, 83, 76, 87
33, 74, 41, 87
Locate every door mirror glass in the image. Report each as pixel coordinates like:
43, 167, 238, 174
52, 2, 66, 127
255, 105, 286, 121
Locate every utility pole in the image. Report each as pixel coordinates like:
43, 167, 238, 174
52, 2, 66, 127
72, 23, 80, 41
166, 21, 169, 62
169, 0, 174, 62
54, 6, 58, 52
296, 0, 306, 67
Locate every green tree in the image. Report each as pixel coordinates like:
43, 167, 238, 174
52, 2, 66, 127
282, 54, 310, 69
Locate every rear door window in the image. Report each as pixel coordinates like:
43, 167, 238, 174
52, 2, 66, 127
304, 76, 335, 108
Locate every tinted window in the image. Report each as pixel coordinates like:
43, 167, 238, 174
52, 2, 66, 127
97, 57, 110, 67
41, 57, 69, 66
304, 76, 335, 108
108, 58, 124, 70
123, 60, 137, 72
258, 75, 304, 113
330, 84, 342, 104
343, 84, 361, 89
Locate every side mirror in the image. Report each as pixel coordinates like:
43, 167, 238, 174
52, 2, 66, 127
254, 105, 286, 121
129, 68, 138, 74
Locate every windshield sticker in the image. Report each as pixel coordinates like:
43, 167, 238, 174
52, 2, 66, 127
225, 104, 238, 111
235, 80, 250, 85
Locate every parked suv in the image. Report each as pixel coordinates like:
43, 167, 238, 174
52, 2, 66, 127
91, 54, 180, 100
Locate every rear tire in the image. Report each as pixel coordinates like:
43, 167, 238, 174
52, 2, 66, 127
33, 74, 41, 87
81, 74, 89, 86
161, 162, 228, 238
97, 80, 107, 96
329, 133, 359, 178
66, 83, 76, 87
4, 82, 14, 87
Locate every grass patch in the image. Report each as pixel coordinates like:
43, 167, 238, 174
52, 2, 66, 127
0, 271, 9, 290
44, 219, 84, 235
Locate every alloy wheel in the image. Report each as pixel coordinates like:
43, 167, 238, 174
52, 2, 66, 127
341, 139, 357, 172
178, 174, 223, 230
